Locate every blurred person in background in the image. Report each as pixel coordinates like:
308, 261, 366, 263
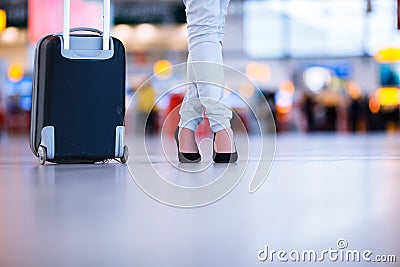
136, 84, 159, 135
176, 0, 237, 163
302, 93, 316, 132
325, 104, 337, 132
348, 97, 361, 132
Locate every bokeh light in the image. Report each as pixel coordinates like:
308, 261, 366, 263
303, 66, 331, 93
153, 59, 172, 80
369, 96, 380, 114
0, 9, 6, 32
347, 81, 361, 100
279, 80, 295, 94
238, 82, 255, 99
245, 61, 271, 83
7, 63, 24, 83
375, 48, 400, 63
375, 87, 400, 106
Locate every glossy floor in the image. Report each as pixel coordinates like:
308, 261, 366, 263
0, 133, 399, 267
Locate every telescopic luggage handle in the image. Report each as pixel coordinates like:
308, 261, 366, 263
63, 0, 110, 50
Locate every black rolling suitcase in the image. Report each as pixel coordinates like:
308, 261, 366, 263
30, 0, 128, 164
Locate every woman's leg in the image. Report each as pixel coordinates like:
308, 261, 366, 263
183, 0, 232, 133
178, 0, 235, 154
178, 53, 204, 133
218, 0, 230, 46
177, 53, 204, 153
213, 0, 236, 153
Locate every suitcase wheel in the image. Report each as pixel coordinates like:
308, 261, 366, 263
38, 145, 47, 165
120, 145, 129, 164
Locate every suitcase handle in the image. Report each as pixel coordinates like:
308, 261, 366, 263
63, 0, 110, 51
69, 27, 103, 36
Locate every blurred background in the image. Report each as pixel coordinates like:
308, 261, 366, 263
0, 0, 400, 136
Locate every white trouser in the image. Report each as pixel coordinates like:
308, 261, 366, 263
178, 0, 232, 133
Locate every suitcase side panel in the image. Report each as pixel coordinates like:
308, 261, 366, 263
30, 35, 55, 156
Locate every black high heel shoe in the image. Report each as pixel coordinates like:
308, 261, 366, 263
213, 133, 238, 163
174, 127, 201, 163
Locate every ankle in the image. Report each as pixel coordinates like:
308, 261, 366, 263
214, 128, 236, 153
178, 127, 199, 153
